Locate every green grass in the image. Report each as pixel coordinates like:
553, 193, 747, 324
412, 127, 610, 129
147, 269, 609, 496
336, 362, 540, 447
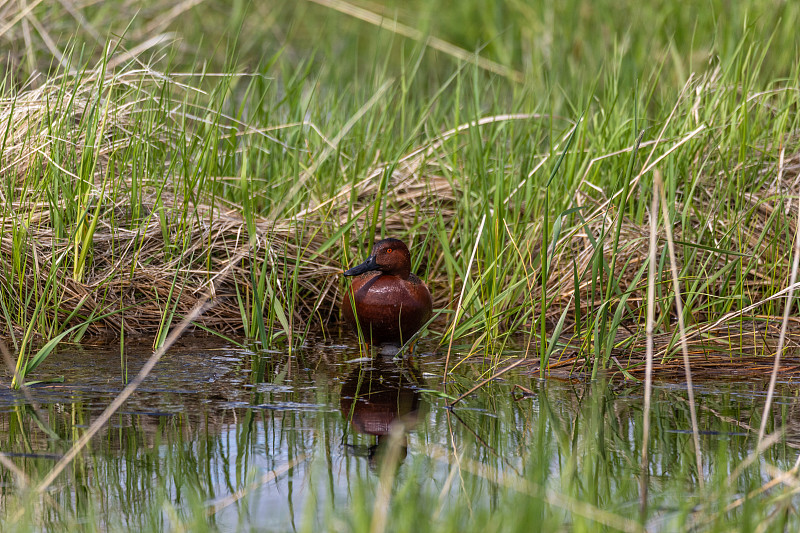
3, 0, 800, 370
1, 2, 800, 372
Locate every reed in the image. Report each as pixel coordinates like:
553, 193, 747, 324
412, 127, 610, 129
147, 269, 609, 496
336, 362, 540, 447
0, 1, 799, 383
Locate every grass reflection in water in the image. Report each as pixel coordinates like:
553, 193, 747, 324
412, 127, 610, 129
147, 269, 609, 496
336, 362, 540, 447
0, 338, 797, 532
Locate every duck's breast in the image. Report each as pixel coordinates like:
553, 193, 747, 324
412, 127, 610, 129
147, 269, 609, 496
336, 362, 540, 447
344, 273, 431, 342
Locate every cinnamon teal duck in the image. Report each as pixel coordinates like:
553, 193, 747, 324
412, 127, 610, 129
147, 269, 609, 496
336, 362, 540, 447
342, 238, 432, 347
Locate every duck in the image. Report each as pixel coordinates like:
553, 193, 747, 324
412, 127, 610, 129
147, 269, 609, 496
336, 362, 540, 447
342, 238, 432, 347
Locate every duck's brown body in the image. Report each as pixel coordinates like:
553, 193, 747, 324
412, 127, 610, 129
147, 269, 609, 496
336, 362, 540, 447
342, 239, 432, 346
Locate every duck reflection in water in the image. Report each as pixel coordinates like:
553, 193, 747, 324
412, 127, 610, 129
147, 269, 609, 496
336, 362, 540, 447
340, 357, 424, 469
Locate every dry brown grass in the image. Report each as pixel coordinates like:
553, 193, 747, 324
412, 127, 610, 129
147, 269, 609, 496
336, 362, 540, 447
0, 66, 460, 338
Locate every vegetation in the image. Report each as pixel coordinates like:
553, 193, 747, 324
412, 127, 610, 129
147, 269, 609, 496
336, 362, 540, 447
1, 0, 800, 530
2, 0, 800, 367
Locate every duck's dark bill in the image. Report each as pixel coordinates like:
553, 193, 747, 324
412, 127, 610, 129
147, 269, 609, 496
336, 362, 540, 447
343, 255, 379, 276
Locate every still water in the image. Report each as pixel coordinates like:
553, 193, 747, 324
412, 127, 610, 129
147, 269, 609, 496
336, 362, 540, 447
1, 335, 799, 531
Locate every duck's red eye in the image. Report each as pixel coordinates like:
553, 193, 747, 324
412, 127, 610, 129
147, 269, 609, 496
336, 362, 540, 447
386, 248, 393, 253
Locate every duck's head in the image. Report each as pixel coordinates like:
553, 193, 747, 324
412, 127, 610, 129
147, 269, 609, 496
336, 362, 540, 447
343, 238, 412, 279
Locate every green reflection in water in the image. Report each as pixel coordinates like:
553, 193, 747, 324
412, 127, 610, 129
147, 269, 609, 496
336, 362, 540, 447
0, 338, 798, 531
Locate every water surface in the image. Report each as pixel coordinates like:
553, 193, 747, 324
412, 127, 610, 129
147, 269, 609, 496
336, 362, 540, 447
1, 336, 798, 531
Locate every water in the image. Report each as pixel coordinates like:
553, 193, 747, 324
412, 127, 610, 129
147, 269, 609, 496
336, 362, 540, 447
1, 335, 798, 531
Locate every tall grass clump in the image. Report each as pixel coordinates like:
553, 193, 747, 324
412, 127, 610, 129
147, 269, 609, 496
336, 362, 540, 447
0, 0, 799, 380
